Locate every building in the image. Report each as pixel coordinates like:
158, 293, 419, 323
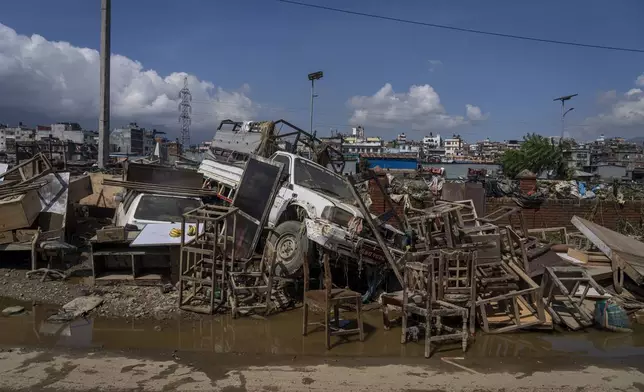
422, 132, 441, 150
341, 127, 384, 154
110, 123, 145, 155
444, 135, 463, 157
479, 138, 504, 161
505, 140, 521, 150
342, 136, 384, 154
0, 123, 35, 153
396, 133, 407, 143
595, 164, 627, 180
566, 146, 591, 169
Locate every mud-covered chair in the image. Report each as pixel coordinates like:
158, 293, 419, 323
302, 252, 364, 349
401, 260, 469, 358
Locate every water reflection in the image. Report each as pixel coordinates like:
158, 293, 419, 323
1, 298, 643, 359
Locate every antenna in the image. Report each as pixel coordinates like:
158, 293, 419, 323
178, 76, 192, 149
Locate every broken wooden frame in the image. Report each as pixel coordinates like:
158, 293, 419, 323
227, 241, 277, 318
0, 153, 53, 185
539, 266, 606, 330
475, 260, 547, 333
178, 205, 239, 314
527, 227, 568, 245
406, 203, 462, 250
505, 226, 550, 272
478, 206, 529, 237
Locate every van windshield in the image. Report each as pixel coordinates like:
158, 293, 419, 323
133, 195, 201, 223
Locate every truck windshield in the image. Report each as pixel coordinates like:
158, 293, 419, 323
133, 195, 201, 223
293, 158, 353, 201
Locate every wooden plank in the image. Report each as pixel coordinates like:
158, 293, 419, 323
566, 248, 610, 263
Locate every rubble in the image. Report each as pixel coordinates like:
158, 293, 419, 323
1, 118, 644, 358
2, 305, 24, 316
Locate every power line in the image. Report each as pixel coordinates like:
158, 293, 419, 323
276, 0, 644, 54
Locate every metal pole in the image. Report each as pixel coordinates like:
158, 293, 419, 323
309, 79, 315, 134
98, 0, 111, 168
560, 100, 565, 141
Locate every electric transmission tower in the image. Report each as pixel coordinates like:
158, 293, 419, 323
178, 76, 192, 149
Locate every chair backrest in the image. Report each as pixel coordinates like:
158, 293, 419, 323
302, 251, 332, 295
438, 249, 476, 301
403, 260, 436, 306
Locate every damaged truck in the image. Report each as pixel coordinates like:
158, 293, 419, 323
198, 120, 406, 278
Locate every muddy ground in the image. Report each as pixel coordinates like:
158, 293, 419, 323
0, 258, 181, 320
1, 345, 644, 391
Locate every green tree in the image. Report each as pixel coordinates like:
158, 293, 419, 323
500, 134, 571, 179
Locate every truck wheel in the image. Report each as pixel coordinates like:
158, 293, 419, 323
269, 220, 310, 277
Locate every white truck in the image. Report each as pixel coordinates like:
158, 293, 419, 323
200, 150, 404, 276
198, 119, 405, 276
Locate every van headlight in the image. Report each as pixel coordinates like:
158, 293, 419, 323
321, 206, 354, 227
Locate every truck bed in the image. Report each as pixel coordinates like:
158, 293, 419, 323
198, 158, 244, 188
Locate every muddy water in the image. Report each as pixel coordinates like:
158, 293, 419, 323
2, 296, 644, 359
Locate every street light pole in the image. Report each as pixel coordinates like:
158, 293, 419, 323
308, 71, 323, 134
98, 0, 111, 168
553, 93, 578, 141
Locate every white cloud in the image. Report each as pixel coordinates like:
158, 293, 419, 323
466, 104, 487, 121
597, 90, 617, 104
636, 73, 644, 87
347, 83, 486, 131
582, 73, 644, 139
0, 23, 255, 136
428, 59, 442, 72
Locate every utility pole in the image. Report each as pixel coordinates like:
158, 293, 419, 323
178, 76, 192, 149
308, 71, 323, 134
553, 93, 577, 141
98, 0, 111, 168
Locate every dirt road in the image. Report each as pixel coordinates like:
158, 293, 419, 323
1, 347, 643, 392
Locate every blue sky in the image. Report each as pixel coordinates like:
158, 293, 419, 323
1, 0, 643, 143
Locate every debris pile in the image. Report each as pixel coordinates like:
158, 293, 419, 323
2, 118, 644, 359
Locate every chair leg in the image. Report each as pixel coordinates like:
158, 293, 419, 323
302, 301, 308, 336
469, 302, 476, 335
462, 311, 468, 353
325, 304, 331, 350
400, 307, 407, 344
382, 302, 390, 330
357, 298, 364, 342
425, 314, 432, 358
334, 304, 340, 329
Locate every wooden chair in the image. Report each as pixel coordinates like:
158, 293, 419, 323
302, 252, 364, 349
435, 249, 477, 334
401, 260, 469, 358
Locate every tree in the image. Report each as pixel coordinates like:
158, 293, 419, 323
500, 134, 571, 179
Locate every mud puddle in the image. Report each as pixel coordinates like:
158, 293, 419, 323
1, 296, 644, 359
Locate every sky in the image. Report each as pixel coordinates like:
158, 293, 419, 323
0, 0, 643, 143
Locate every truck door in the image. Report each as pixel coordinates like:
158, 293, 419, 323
268, 154, 295, 226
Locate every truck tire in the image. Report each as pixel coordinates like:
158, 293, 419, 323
268, 220, 311, 277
